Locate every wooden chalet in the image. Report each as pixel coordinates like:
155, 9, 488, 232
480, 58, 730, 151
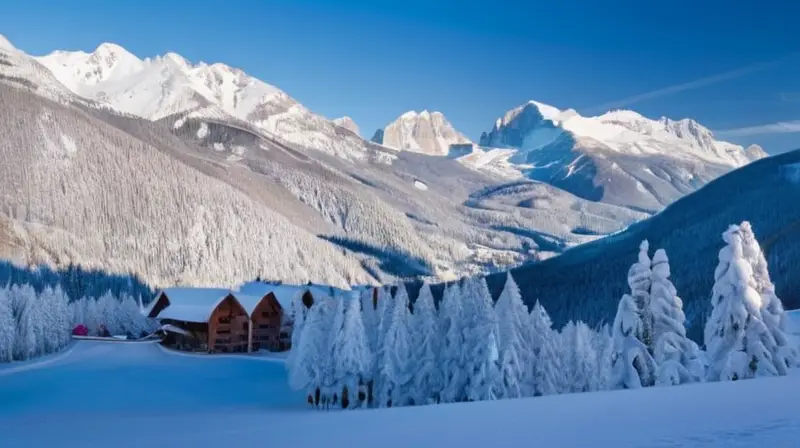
146, 283, 346, 354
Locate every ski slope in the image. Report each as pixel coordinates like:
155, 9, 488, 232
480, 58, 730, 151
0, 340, 798, 447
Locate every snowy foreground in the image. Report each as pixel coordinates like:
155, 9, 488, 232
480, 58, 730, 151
1, 340, 798, 447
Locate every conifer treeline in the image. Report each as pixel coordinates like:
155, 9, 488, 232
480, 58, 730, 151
0, 284, 157, 362
287, 220, 799, 409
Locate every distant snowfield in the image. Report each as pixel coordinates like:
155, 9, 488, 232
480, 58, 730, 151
0, 341, 798, 447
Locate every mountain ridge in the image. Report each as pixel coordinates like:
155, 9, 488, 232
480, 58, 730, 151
469, 100, 766, 211
0, 33, 774, 292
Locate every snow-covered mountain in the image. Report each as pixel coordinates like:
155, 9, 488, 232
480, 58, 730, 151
372, 110, 471, 156
470, 100, 767, 212
0, 33, 775, 292
1, 34, 654, 289
36, 42, 376, 162
332, 116, 360, 136
476, 148, 800, 341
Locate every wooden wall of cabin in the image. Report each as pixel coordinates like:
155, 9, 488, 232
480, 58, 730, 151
251, 293, 284, 352
208, 296, 249, 353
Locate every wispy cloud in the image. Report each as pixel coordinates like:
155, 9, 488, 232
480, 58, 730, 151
588, 53, 799, 113
716, 120, 800, 137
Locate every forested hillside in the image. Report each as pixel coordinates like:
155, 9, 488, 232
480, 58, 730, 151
484, 149, 800, 341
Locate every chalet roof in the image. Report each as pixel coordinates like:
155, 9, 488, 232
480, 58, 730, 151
149, 283, 356, 323
156, 288, 236, 323
236, 281, 349, 310
233, 293, 268, 316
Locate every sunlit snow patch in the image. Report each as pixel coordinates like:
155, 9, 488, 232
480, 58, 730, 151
60, 134, 78, 155
196, 122, 209, 138
414, 180, 428, 191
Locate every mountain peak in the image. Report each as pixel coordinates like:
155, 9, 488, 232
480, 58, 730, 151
745, 144, 769, 160
162, 52, 190, 69
333, 116, 360, 136
90, 42, 141, 64
94, 42, 127, 54
379, 110, 470, 156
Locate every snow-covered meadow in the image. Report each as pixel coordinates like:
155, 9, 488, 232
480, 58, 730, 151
0, 340, 798, 447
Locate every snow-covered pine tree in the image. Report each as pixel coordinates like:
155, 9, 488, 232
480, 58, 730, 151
529, 301, 563, 396
331, 293, 372, 408
97, 291, 123, 335
649, 248, 704, 386
121, 293, 149, 337
70, 297, 85, 329
627, 240, 655, 386
610, 293, 656, 389
592, 323, 613, 391
37, 287, 57, 355
12, 284, 38, 360
0, 286, 15, 362
285, 291, 308, 372
360, 287, 380, 356
41, 286, 70, 352
461, 276, 501, 402
288, 298, 329, 407
324, 296, 347, 406
562, 321, 600, 393
382, 284, 415, 407
412, 282, 444, 405
440, 281, 466, 403
494, 273, 530, 399
739, 222, 798, 372
372, 285, 394, 407
705, 224, 785, 381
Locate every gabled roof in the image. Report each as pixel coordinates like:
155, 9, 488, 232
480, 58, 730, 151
158, 287, 232, 307
154, 288, 239, 323
148, 283, 359, 323
236, 281, 350, 310
233, 293, 269, 316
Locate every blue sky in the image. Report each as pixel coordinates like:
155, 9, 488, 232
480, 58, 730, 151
2, 0, 799, 153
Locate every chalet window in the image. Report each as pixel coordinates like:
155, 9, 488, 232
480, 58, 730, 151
218, 316, 231, 324
243, 322, 248, 331
217, 329, 230, 335
279, 332, 289, 339
215, 338, 230, 344
240, 335, 247, 342
259, 324, 273, 330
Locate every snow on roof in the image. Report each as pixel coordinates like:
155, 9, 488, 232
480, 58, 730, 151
159, 287, 232, 307
159, 323, 192, 337
152, 287, 234, 323
231, 293, 267, 316
150, 283, 360, 323
158, 302, 231, 323
236, 281, 350, 310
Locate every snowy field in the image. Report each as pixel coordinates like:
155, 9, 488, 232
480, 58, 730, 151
0, 340, 798, 447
